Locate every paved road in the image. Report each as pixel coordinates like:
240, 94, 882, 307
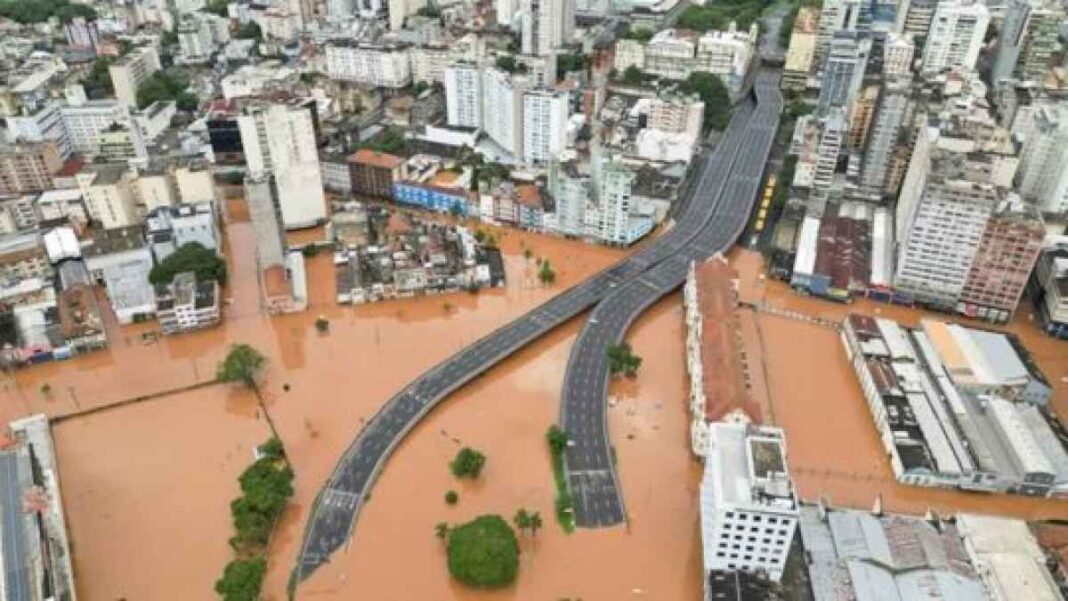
561, 71, 784, 528
293, 71, 783, 586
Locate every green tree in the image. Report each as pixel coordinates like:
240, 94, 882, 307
529, 511, 542, 537
217, 344, 266, 389
450, 447, 486, 478
446, 515, 519, 588
82, 57, 115, 99
495, 55, 518, 73
537, 260, 556, 285
148, 242, 226, 286
623, 26, 654, 42
135, 69, 193, 110
235, 21, 262, 40
445, 490, 459, 505
203, 0, 229, 16
513, 508, 531, 534
680, 72, 731, 130
214, 557, 266, 601
315, 316, 330, 333
176, 91, 199, 112
622, 65, 643, 85
606, 342, 642, 377
546, 425, 568, 454
0, 0, 96, 24
435, 521, 450, 539
413, 80, 430, 95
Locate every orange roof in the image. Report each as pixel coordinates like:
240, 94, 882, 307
515, 184, 541, 209
694, 256, 763, 424
349, 149, 405, 169
429, 170, 461, 187
262, 265, 289, 299
55, 156, 85, 177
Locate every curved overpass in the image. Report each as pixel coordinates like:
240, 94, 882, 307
560, 72, 783, 528
293, 71, 783, 584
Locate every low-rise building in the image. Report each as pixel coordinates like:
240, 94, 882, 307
155, 271, 221, 334
325, 41, 412, 89
1030, 240, 1068, 339
0, 141, 63, 196
84, 226, 156, 324
393, 181, 471, 215
0, 232, 51, 282
145, 202, 220, 263
349, 149, 407, 198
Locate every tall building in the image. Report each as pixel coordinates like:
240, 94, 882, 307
815, 0, 862, 68
860, 79, 910, 198
109, 46, 161, 108
695, 23, 759, 94
547, 155, 590, 237
589, 152, 642, 245
782, 6, 820, 90
847, 84, 880, 149
919, 0, 989, 77
700, 423, 798, 585
522, 89, 569, 165
6, 100, 145, 161
958, 197, 1044, 322
813, 110, 847, 197
244, 174, 287, 270
444, 63, 482, 128
324, 42, 412, 88
817, 33, 870, 115
882, 32, 915, 77
1016, 103, 1068, 214
481, 68, 527, 159
0, 142, 62, 195
991, 0, 1064, 84
237, 101, 327, 229
899, 0, 938, 42
521, 0, 570, 56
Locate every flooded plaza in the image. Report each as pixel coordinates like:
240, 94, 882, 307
0, 199, 1064, 599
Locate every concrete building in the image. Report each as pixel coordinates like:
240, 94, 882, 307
695, 23, 758, 94
817, 33, 870, 116
521, 0, 572, 57
1016, 103, 1068, 214
0, 142, 62, 196
590, 152, 647, 245
244, 174, 287, 271
644, 29, 699, 81
958, 198, 1044, 323
0, 232, 51, 282
155, 271, 220, 334
991, 0, 1064, 84
84, 226, 156, 324
481, 68, 527, 159
815, 0, 862, 67
547, 155, 590, 237
613, 38, 646, 72
444, 63, 482, 129
348, 149, 406, 198
238, 101, 326, 229
882, 32, 914, 78
900, 0, 938, 42
109, 45, 162, 108
860, 79, 910, 198
7, 100, 146, 161
1031, 241, 1068, 339
522, 89, 569, 165
700, 422, 798, 584
782, 6, 819, 90
145, 202, 220, 263
324, 42, 412, 89
77, 164, 140, 229
920, 0, 989, 77
956, 514, 1066, 601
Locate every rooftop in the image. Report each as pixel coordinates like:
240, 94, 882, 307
84, 226, 145, 257
349, 149, 405, 169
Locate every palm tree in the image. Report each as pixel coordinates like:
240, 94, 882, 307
513, 508, 531, 535
435, 522, 450, 540
529, 511, 543, 538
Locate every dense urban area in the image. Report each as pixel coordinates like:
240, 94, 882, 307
0, 0, 1062, 599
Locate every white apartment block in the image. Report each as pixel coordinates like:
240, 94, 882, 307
76, 166, 140, 230
920, 0, 989, 77
883, 33, 915, 78
522, 90, 569, 164
7, 100, 146, 161
591, 154, 638, 245
815, 0, 862, 66
613, 39, 645, 72
109, 46, 162, 108
324, 42, 412, 89
645, 29, 698, 81
411, 45, 454, 84
444, 63, 482, 128
1017, 103, 1068, 214
146, 202, 220, 262
238, 102, 327, 229
701, 422, 798, 584
521, 0, 571, 56
695, 23, 757, 93
481, 68, 527, 159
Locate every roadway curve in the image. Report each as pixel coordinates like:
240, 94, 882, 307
560, 71, 783, 528
293, 70, 782, 585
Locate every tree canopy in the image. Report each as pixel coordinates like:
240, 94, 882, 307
136, 69, 198, 111
622, 65, 643, 85
148, 242, 226, 286
607, 342, 642, 377
446, 515, 520, 588
82, 57, 115, 100
622, 26, 654, 42
676, 0, 770, 32
361, 127, 407, 155
680, 72, 731, 130
450, 447, 486, 478
203, 0, 229, 17
214, 557, 266, 601
216, 344, 266, 389
556, 53, 589, 76
0, 0, 96, 24
235, 21, 262, 40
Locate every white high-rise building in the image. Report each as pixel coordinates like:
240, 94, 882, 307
817, 33, 870, 115
1017, 104, 1068, 214
590, 153, 638, 245
991, 0, 1064, 84
920, 0, 989, 77
481, 68, 527, 159
815, 0, 862, 67
109, 45, 161, 108
883, 32, 915, 77
324, 42, 412, 88
6, 100, 146, 161
861, 79, 910, 197
238, 102, 326, 229
700, 423, 798, 585
498, 0, 517, 26
522, 90, 569, 164
444, 63, 482, 128
521, 0, 570, 56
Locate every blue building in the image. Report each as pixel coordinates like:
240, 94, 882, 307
392, 182, 471, 216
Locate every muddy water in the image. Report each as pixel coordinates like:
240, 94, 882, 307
728, 248, 1068, 520
294, 297, 702, 601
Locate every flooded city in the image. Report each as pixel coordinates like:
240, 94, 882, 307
0, 203, 1064, 600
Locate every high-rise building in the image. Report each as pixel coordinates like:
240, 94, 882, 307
481, 68, 527, 159
109, 46, 161, 108
324, 42, 412, 88
817, 33, 870, 115
882, 32, 914, 77
7, 100, 145, 161
521, 0, 570, 56
695, 23, 759, 94
860, 79, 910, 198
238, 101, 327, 229
991, 0, 1064, 84
522, 90, 569, 165
898, 0, 938, 43
700, 423, 798, 584
547, 155, 590, 237
815, 0, 862, 67
589, 153, 642, 245
919, 0, 989, 76
958, 197, 1044, 322
847, 84, 880, 149
783, 6, 820, 90
813, 110, 847, 197
0, 142, 62, 196
1016, 103, 1068, 214
444, 63, 482, 128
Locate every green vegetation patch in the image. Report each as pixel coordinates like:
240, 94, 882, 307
446, 515, 519, 588
148, 242, 226, 286
546, 425, 574, 532
450, 446, 486, 478
0, 0, 95, 24
677, 0, 772, 32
